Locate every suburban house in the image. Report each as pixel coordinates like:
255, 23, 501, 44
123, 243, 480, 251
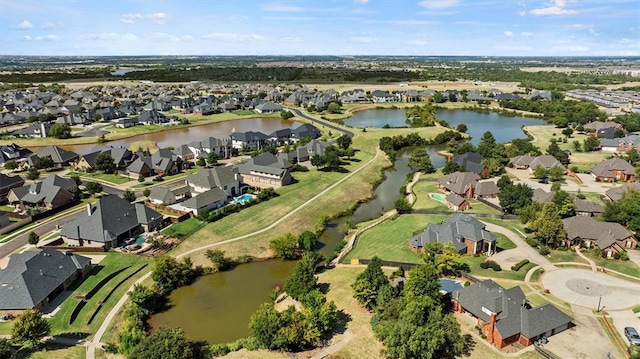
438, 171, 480, 198
75, 147, 136, 172
584, 121, 623, 137
60, 195, 164, 249
574, 199, 604, 217
409, 214, 496, 255
562, 216, 637, 257
291, 124, 321, 142
255, 102, 283, 113
12, 122, 51, 138
187, 137, 232, 159
445, 193, 471, 212
451, 152, 488, 177
474, 180, 500, 199
185, 166, 240, 196
605, 182, 640, 201
590, 158, 636, 182
236, 152, 293, 188
0, 173, 25, 202
371, 90, 400, 102
148, 186, 190, 206
29, 146, 79, 168
600, 135, 640, 153
452, 280, 573, 348
172, 145, 195, 161
0, 143, 32, 167
230, 131, 269, 150
115, 117, 138, 128
0, 249, 92, 314
509, 154, 566, 173
8, 175, 78, 212
174, 187, 228, 216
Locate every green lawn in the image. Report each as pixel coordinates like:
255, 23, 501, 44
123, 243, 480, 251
457, 256, 539, 281
546, 249, 586, 264
15, 343, 86, 359
495, 233, 516, 251
343, 213, 448, 264
584, 250, 640, 278
231, 110, 257, 116
42, 252, 150, 338
67, 171, 133, 185
162, 217, 204, 239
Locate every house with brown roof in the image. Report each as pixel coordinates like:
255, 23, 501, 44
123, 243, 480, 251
562, 216, 637, 257
438, 171, 480, 198
605, 182, 640, 201
452, 280, 573, 349
445, 193, 470, 212
573, 199, 604, 217
590, 158, 636, 182
510, 154, 565, 173
474, 181, 499, 199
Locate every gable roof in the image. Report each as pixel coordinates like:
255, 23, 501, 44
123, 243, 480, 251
438, 171, 480, 195
452, 152, 485, 175
0, 173, 25, 190
186, 166, 237, 190
562, 216, 634, 250
474, 181, 499, 197
605, 182, 640, 201
591, 158, 635, 177
180, 188, 227, 210
409, 214, 495, 251
529, 155, 565, 171
33, 146, 78, 165
0, 249, 90, 310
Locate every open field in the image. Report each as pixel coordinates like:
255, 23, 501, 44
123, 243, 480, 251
307, 80, 524, 93
67, 171, 133, 186
16, 343, 86, 359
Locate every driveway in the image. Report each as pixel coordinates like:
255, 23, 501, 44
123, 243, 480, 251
544, 305, 618, 359
505, 168, 611, 194
542, 268, 640, 310
609, 309, 640, 347
483, 222, 556, 272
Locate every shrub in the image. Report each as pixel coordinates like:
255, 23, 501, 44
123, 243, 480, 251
480, 262, 489, 269
539, 246, 551, 256
619, 251, 630, 261
525, 237, 539, 247
557, 246, 567, 251
292, 164, 309, 172
491, 263, 502, 271
235, 255, 254, 264
511, 259, 529, 272
152, 176, 164, 182
464, 281, 471, 287
613, 252, 621, 260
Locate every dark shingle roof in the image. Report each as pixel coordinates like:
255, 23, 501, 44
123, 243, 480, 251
409, 214, 495, 251
563, 216, 634, 250
180, 188, 227, 210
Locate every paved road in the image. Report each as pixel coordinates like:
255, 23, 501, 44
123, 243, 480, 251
287, 107, 355, 138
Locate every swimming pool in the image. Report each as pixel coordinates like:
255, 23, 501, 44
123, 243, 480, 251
429, 193, 446, 203
439, 279, 463, 293
235, 194, 256, 204
128, 235, 145, 246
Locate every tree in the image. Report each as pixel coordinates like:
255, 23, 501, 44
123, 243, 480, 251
625, 148, 640, 166
249, 303, 284, 350
433, 91, 445, 103
11, 309, 50, 347
129, 327, 195, 359
404, 262, 442, 299
196, 157, 205, 166
138, 173, 146, 182
583, 136, 601, 152
47, 123, 72, 139
603, 190, 640, 232
336, 134, 352, 150
456, 123, 468, 133
95, 152, 116, 174
552, 190, 575, 217
327, 102, 341, 114
476, 131, 497, 158
496, 174, 513, 190
408, 148, 435, 173
498, 183, 533, 214
0, 338, 11, 358
34, 156, 54, 170
561, 128, 573, 138
532, 165, 548, 180
280, 110, 294, 119
529, 202, 566, 247
547, 142, 570, 165
548, 165, 565, 181
421, 242, 463, 276
151, 255, 195, 295
69, 173, 82, 186
26, 167, 40, 181
442, 160, 464, 175
143, 188, 151, 197
310, 154, 325, 169
4, 160, 18, 170
122, 189, 136, 203
27, 232, 39, 245
205, 249, 230, 272
298, 230, 317, 252
284, 252, 320, 299
85, 181, 102, 196
394, 197, 412, 214
572, 140, 582, 152
207, 152, 219, 166
352, 256, 391, 311
269, 233, 300, 259
129, 284, 163, 314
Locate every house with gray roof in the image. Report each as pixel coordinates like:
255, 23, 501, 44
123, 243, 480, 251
445, 193, 470, 212
452, 280, 573, 348
0, 173, 24, 202
12, 122, 51, 138
174, 187, 227, 216
510, 154, 565, 173
230, 131, 269, 150
185, 166, 240, 196
590, 158, 636, 182
0, 249, 91, 314
451, 152, 487, 177
605, 181, 640, 201
187, 137, 231, 159
438, 171, 480, 198
409, 214, 496, 255
8, 175, 78, 212
29, 146, 79, 168
0, 143, 32, 167
573, 199, 604, 217
255, 102, 282, 114
291, 124, 321, 143
600, 135, 640, 153
60, 195, 163, 249
236, 152, 293, 189
562, 216, 636, 257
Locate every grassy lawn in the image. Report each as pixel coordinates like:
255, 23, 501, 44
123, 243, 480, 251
162, 217, 204, 239
343, 213, 448, 264
411, 180, 501, 215
546, 249, 586, 264
43, 252, 150, 338
15, 343, 86, 359
231, 110, 257, 116
128, 140, 159, 153
583, 250, 640, 278
495, 233, 516, 251
67, 171, 133, 185
457, 256, 538, 281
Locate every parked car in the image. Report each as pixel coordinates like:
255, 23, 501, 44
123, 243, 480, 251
624, 327, 640, 346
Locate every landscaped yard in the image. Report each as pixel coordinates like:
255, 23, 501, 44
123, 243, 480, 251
546, 249, 586, 264
67, 171, 133, 185
457, 255, 539, 281
342, 213, 448, 264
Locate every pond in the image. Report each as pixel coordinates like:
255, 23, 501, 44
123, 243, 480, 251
343, 108, 546, 145
148, 109, 548, 344
62, 117, 300, 155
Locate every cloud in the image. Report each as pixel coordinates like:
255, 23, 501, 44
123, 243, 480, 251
503, 31, 514, 37
35, 34, 58, 41
263, 4, 303, 12
354, 0, 369, 4
418, 0, 459, 9
388, 19, 437, 25
24, 35, 32, 41
530, 0, 577, 16
121, 13, 142, 24
41, 22, 57, 29
148, 13, 169, 25
181, 35, 194, 42
202, 32, 264, 42
85, 32, 138, 41
521, 31, 534, 37
145, 32, 179, 42
280, 36, 301, 42
17, 20, 33, 29
407, 38, 428, 45
349, 36, 378, 43
553, 44, 588, 52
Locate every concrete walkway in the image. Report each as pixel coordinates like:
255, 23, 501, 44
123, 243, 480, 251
483, 222, 556, 272
311, 330, 354, 359
574, 247, 597, 271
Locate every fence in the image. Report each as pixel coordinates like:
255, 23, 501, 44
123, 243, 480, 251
42, 245, 106, 253
410, 209, 517, 220
0, 216, 32, 235
534, 343, 557, 359
144, 201, 189, 217
356, 258, 420, 271
474, 197, 502, 212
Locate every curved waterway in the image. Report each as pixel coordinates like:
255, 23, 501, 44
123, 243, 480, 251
62, 117, 299, 155
148, 109, 549, 344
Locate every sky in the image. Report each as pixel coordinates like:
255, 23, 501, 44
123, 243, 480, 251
1, 0, 639, 56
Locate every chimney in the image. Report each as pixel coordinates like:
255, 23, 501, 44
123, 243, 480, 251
86, 202, 92, 216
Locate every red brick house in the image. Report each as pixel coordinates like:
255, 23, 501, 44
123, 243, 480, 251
590, 158, 636, 182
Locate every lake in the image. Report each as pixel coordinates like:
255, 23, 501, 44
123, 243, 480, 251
343, 108, 545, 145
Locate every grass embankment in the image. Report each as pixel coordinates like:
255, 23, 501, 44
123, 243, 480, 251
14, 343, 86, 359
168, 125, 449, 266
